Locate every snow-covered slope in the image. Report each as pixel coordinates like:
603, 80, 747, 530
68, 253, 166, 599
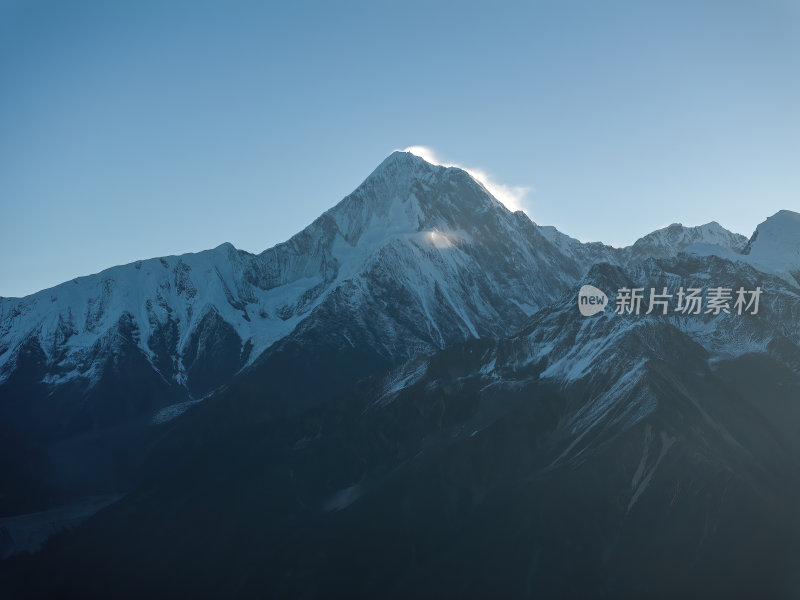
537, 225, 623, 274
742, 209, 800, 285
628, 221, 748, 260
523, 256, 799, 386
0, 243, 300, 391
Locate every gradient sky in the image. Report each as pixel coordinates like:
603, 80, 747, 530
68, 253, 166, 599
1, 0, 798, 297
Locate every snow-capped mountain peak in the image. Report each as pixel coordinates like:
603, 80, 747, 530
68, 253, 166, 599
0, 151, 565, 407
743, 210, 800, 277
537, 219, 749, 277
629, 221, 748, 259
686, 210, 800, 287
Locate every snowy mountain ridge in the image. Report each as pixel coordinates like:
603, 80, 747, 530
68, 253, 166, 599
0, 152, 796, 399
0, 152, 571, 400
538, 219, 750, 271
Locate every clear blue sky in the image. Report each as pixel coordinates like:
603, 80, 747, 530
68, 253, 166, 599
1, 0, 798, 297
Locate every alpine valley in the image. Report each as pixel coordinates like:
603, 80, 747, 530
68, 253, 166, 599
1, 152, 799, 598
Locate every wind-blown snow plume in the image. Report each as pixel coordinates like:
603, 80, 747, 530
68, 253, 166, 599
402, 145, 530, 213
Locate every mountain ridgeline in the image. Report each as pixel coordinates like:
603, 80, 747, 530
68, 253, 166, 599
1, 152, 799, 598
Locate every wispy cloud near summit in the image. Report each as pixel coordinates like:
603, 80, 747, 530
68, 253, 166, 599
402, 146, 531, 214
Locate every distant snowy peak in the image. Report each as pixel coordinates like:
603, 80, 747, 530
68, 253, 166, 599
537, 220, 748, 276
742, 210, 800, 282
685, 211, 800, 287
629, 221, 748, 259
540, 214, 798, 287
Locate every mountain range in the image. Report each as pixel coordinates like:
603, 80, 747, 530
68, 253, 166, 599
1, 151, 799, 598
